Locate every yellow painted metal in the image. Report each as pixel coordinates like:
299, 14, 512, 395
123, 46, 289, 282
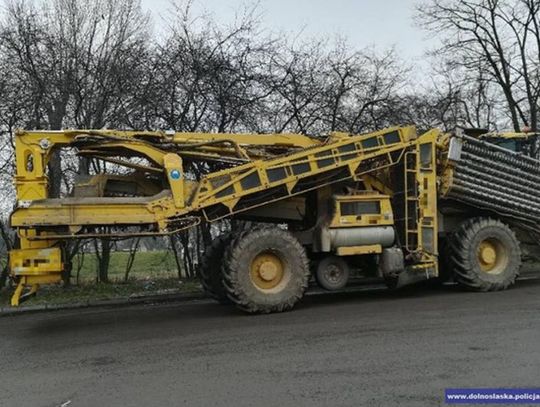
336, 245, 382, 256
361, 174, 394, 195
172, 131, 321, 149
11, 197, 174, 227
250, 252, 285, 290
10, 247, 63, 276
12, 127, 413, 230
413, 130, 439, 274
9, 247, 63, 306
194, 126, 417, 220
163, 153, 185, 208
11, 126, 417, 229
11, 275, 62, 306
12, 128, 320, 205
477, 238, 508, 274
479, 241, 497, 268
11, 283, 24, 306
330, 193, 393, 228
79, 142, 169, 166
8, 125, 442, 304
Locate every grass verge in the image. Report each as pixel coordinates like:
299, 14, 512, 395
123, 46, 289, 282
0, 278, 203, 308
0, 250, 204, 308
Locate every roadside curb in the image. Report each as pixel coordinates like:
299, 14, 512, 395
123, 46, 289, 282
2, 276, 538, 317
0, 291, 208, 317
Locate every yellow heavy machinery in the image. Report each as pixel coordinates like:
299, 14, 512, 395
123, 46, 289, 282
7, 125, 535, 312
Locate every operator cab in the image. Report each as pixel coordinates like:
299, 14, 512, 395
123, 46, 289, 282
329, 193, 393, 228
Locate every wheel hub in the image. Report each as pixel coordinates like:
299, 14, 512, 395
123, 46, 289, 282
324, 264, 342, 283
259, 262, 278, 281
250, 253, 284, 290
477, 238, 507, 274
479, 243, 496, 266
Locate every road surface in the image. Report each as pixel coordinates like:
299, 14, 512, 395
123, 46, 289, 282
1, 280, 540, 407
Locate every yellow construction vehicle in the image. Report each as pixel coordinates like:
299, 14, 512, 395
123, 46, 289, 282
7, 125, 535, 313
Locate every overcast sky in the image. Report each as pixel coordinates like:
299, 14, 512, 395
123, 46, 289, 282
141, 0, 436, 64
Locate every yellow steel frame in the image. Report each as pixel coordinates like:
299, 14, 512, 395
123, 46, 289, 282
410, 130, 439, 274
193, 126, 419, 219
9, 125, 440, 304
336, 245, 383, 256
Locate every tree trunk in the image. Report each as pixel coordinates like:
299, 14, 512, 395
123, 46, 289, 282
0, 220, 14, 288
98, 241, 111, 283
93, 236, 111, 283
0, 264, 9, 289
169, 235, 184, 279
124, 238, 141, 282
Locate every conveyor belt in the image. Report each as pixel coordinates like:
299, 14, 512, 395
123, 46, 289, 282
445, 134, 540, 226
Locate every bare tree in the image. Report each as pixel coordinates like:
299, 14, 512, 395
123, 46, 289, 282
0, 220, 15, 288
124, 237, 141, 282
417, 0, 540, 131
334, 47, 410, 133
1, 0, 151, 284
0, 0, 150, 195
0, 0, 419, 286
93, 231, 113, 283
393, 61, 501, 132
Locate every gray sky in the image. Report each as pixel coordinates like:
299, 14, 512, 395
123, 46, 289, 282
141, 0, 435, 63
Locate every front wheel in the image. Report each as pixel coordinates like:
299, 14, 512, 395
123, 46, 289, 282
222, 227, 310, 314
449, 217, 521, 291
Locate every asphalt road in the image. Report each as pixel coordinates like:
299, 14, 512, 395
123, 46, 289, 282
1, 280, 540, 407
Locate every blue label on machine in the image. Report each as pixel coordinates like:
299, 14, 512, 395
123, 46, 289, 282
170, 169, 182, 180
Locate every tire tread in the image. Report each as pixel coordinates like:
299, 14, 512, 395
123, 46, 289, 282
450, 217, 521, 292
222, 226, 310, 314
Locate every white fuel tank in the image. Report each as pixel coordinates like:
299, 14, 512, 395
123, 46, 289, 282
320, 226, 395, 252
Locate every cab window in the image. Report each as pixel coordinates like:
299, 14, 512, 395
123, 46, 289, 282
340, 201, 380, 216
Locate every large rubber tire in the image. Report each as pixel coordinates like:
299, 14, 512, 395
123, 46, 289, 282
315, 256, 349, 291
222, 227, 310, 314
450, 217, 521, 291
199, 233, 233, 304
